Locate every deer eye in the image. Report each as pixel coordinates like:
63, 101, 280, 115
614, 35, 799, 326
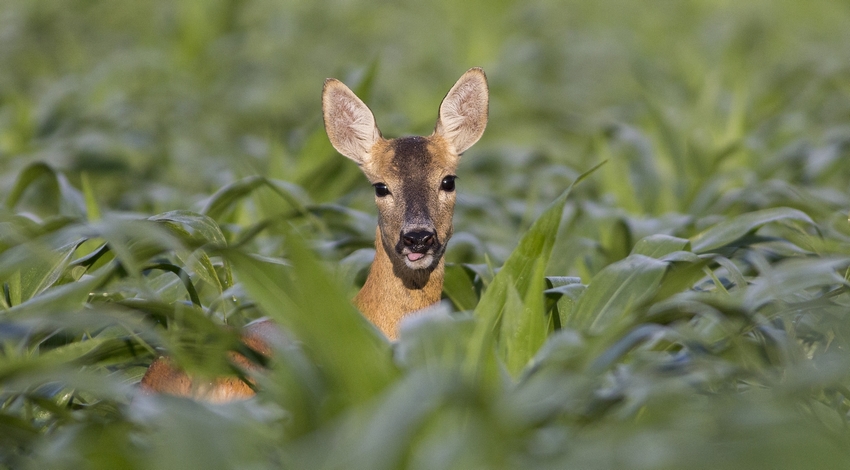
440, 176, 456, 192
373, 182, 390, 197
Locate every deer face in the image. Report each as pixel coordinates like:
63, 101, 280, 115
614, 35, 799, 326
323, 68, 489, 272
363, 135, 459, 270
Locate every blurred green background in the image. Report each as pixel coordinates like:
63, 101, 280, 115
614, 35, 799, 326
2, 0, 850, 469
3, 0, 848, 224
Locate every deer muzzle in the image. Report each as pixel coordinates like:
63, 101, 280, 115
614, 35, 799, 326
397, 227, 441, 269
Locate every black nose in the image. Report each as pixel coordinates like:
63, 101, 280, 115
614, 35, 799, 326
402, 230, 435, 249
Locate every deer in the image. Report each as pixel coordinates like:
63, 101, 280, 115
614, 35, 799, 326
140, 68, 489, 401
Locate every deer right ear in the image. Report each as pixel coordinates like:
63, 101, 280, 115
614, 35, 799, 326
322, 79, 382, 166
434, 68, 489, 155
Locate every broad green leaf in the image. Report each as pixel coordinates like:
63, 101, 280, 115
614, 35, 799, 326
142, 263, 201, 306
3, 268, 112, 320
652, 254, 711, 302
91, 218, 186, 278
500, 258, 549, 376
285, 369, 453, 470
224, 232, 396, 410
466, 162, 605, 378
631, 234, 690, 258
0, 239, 83, 304
568, 254, 668, 334
443, 263, 479, 311
4, 162, 57, 210
149, 211, 229, 292
744, 256, 850, 310
36, 336, 117, 366
351, 58, 381, 102
80, 173, 101, 221
336, 248, 375, 298
150, 210, 227, 248
3, 270, 21, 308
544, 277, 585, 329
460, 263, 495, 289
200, 176, 310, 221
395, 304, 475, 371
690, 207, 814, 253
201, 175, 267, 220
588, 323, 669, 372
3, 162, 85, 218
21, 241, 80, 302
710, 255, 747, 291
497, 278, 525, 376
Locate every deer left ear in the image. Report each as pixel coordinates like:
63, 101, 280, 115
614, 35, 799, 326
434, 67, 489, 154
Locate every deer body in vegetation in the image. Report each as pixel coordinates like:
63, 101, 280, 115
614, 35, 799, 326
140, 68, 489, 401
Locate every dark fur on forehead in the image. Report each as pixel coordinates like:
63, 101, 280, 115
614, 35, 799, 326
391, 136, 432, 170
389, 136, 435, 222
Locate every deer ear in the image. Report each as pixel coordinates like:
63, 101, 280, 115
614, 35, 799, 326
322, 78, 382, 165
434, 68, 489, 154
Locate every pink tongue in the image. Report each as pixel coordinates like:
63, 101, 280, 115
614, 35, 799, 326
407, 253, 425, 261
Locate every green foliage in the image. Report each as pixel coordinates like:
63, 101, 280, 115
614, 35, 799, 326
2, 0, 850, 468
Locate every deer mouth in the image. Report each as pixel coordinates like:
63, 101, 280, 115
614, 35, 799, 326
399, 246, 440, 270
396, 230, 442, 270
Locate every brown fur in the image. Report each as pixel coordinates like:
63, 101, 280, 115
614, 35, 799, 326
139, 318, 282, 402
140, 68, 489, 400
354, 228, 446, 338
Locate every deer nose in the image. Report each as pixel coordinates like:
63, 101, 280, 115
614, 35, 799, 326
402, 230, 435, 249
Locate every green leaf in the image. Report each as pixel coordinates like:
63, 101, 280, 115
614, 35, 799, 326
568, 254, 668, 334
201, 176, 310, 221
500, 258, 549, 376
443, 263, 479, 311
4, 162, 56, 210
465, 162, 605, 379
143, 263, 202, 307
91, 218, 186, 278
0, 239, 83, 304
224, 232, 396, 411
544, 277, 585, 329
652, 254, 711, 302
743, 256, 850, 310
201, 176, 267, 220
80, 172, 101, 221
690, 207, 815, 253
150, 210, 227, 248
148, 211, 230, 292
631, 234, 691, 258
3, 267, 112, 320
395, 304, 475, 371
3, 162, 85, 218
286, 369, 454, 470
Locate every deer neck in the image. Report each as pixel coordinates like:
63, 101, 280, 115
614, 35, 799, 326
354, 227, 444, 339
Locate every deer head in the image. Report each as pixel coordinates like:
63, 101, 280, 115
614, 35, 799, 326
322, 68, 489, 293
